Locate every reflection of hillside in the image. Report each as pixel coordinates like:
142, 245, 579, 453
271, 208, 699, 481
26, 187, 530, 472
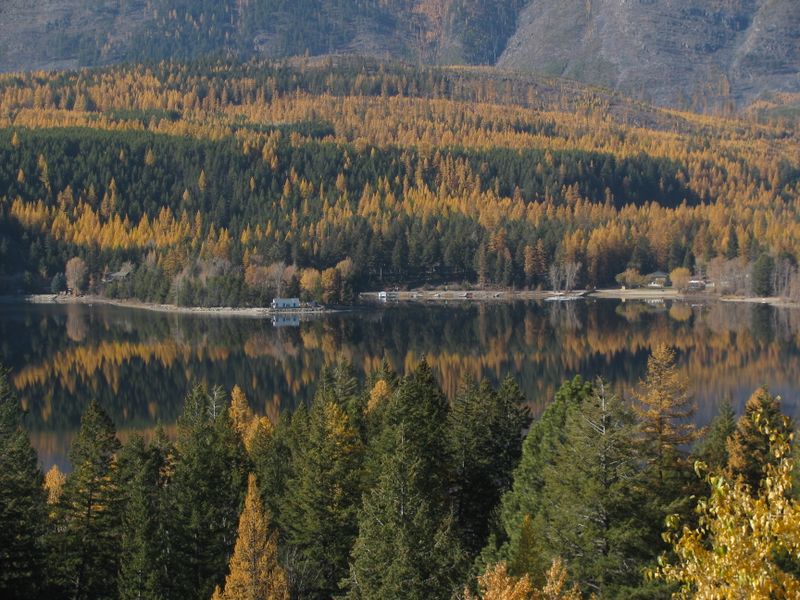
14, 339, 231, 397
6, 300, 800, 469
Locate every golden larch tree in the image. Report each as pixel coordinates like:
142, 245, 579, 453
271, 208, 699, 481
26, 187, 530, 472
214, 474, 289, 600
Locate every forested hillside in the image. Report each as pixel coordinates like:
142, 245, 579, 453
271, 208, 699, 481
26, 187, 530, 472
0, 59, 798, 306
1, 0, 798, 110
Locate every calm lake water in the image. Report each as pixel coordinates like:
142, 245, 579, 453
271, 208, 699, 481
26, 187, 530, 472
3, 298, 800, 470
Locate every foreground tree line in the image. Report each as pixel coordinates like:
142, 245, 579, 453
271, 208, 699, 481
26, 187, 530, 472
1, 345, 799, 599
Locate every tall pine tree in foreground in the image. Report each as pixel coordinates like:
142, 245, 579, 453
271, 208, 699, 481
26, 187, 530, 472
0, 365, 47, 599
488, 376, 593, 578
213, 474, 289, 600
538, 380, 650, 597
168, 385, 249, 600
346, 424, 466, 600
52, 399, 122, 600
117, 431, 172, 600
280, 390, 363, 598
448, 377, 530, 556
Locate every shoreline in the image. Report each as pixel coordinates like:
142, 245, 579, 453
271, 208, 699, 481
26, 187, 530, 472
0, 294, 340, 318
3, 288, 799, 315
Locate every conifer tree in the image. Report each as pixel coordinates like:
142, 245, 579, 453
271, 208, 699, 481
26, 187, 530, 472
491, 377, 592, 573
52, 399, 122, 600
168, 385, 249, 600
117, 432, 171, 600
634, 344, 698, 474
280, 393, 363, 598
214, 474, 289, 600
346, 425, 466, 600
370, 359, 450, 501
727, 387, 792, 491
538, 381, 650, 596
448, 378, 530, 555
694, 399, 736, 472
0, 365, 47, 599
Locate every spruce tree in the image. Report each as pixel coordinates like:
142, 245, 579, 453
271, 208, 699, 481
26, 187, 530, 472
694, 399, 736, 472
117, 432, 171, 600
370, 359, 450, 501
167, 385, 249, 600
215, 474, 289, 600
53, 399, 122, 600
0, 365, 47, 599
448, 378, 530, 556
727, 387, 792, 491
491, 376, 592, 573
346, 425, 466, 600
280, 393, 363, 598
538, 381, 650, 596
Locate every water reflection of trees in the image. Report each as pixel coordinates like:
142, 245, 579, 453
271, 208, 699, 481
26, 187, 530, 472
3, 300, 800, 463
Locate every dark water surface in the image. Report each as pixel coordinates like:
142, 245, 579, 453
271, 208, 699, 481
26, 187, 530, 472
3, 299, 800, 470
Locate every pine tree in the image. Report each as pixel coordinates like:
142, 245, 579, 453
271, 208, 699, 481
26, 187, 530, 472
0, 365, 47, 599
634, 344, 699, 544
117, 432, 171, 600
370, 359, 450, 501
694, 399, 736, 472
215, 474, 289, 600
280, 394, 363, 598
491, 377, 592, 574
538, 381, 650, 596
346, 425, 466, 600
52, 399, 122, 600
727, 387, 792, 491
168, 385, 249, 600
448, 378, 530, 556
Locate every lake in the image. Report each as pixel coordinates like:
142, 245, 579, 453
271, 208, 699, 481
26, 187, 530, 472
3, 298, 800, 470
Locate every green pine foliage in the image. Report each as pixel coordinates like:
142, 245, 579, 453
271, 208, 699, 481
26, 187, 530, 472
167, 385, 249, 600
117, 432, 172, 600
536, 381, 651, 596
489, 376, 593, 572
0, 365, 48, 599
447, 377, 531, 556
345, 424, 466, 600
51, 399, 123, 600
693, 399, 736, 472
279, 386, 364, 598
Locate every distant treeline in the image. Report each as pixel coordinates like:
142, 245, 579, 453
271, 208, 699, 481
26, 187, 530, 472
2, 345, 799, 598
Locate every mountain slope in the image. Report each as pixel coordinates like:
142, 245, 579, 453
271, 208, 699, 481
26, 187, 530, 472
0, 0, 797, 110
499, 0, 800, 110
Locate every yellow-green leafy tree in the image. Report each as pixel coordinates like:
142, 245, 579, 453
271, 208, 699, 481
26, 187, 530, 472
655, 409, 800, 598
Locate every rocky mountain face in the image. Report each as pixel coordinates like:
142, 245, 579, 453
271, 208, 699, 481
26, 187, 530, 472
0, 0, 797, 110
499, 0, 800, 110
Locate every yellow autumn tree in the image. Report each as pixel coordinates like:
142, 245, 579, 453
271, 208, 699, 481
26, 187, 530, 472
466, 559, 582, 600
634, 344, 698, 472
213, 474, 289, 600
229, 385, 255, 439
655, 411, 800, 598
43, 464, 66, 506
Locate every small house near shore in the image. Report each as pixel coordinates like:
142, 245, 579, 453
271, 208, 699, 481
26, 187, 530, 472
271, 297, 300, 310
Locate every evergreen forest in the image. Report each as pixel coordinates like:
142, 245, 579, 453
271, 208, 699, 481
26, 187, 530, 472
3, 345, 800, 599
1, 58, 799, 306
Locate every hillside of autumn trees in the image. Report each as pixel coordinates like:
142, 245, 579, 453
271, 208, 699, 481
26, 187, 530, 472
4, 346, 800, 598
0, 58, 798, 306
